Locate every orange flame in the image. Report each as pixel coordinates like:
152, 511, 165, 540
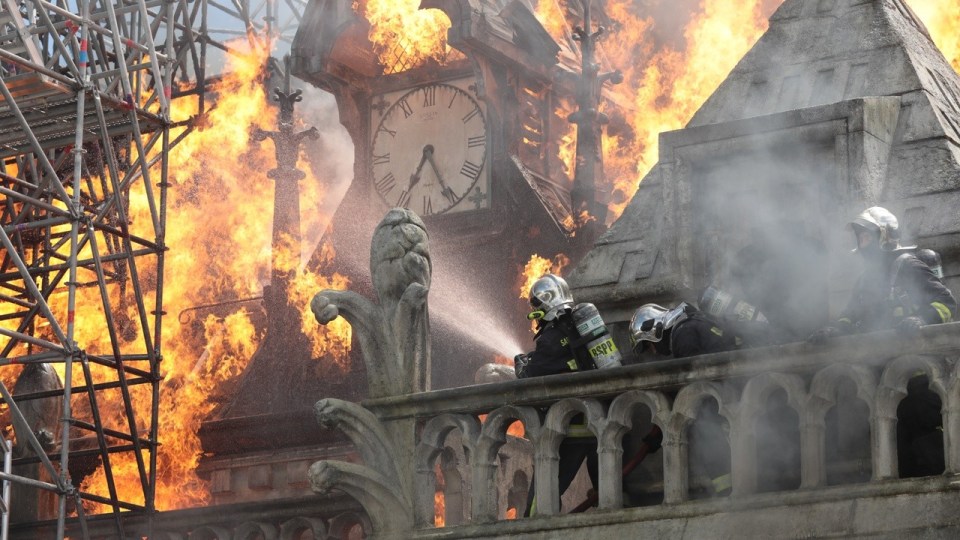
434, 460, 446, 527
357, 0, 463, 74
75, 35, 350, 512
909, 0, 960, 71
519, 254, 571, 301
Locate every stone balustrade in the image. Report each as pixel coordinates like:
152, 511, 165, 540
363, 322, 960, 533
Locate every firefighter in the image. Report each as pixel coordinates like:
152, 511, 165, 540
809, 206, 956, 478
916, 248, 944, 280
628, 302, 737, 496
809, 206, 955, 341
628, 302, 738, 360
514, 274, 598, 515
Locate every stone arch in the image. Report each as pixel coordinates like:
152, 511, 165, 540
673, 381, 738, 502
188, 526, 231, 540
327, 512, 371, 540
233, 522, 278, 540
602, 390, 671, 508
877, 355, 949, 418
808, 364, 876, 487
738, 372, 806, 495
414, 414, 480, 527
673, 381, 738, 430
808, 364, 877, 420
279, 517, 327, 540
541, 397, 606, 442
878, 355, 949, 479
741, 372, 806, 417
472, 405, 541, 522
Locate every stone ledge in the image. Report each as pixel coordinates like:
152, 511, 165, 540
407, 476, 960, 539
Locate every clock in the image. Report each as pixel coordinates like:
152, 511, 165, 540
370, 81, 488, 216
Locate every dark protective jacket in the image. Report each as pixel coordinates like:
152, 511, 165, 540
839, 252, 956, 332
518, 313, 594, 379
668, 312, 739, 359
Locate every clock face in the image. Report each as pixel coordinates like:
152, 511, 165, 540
370, 82, 488, 216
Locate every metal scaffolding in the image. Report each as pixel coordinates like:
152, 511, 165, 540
0, 0, 305, 538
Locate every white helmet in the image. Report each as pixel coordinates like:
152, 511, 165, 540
849, 206, 913, 252
528, 274, 574, 321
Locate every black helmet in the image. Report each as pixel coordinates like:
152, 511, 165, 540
916, 248, 944, 279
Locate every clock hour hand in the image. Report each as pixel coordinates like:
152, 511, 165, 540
424, 146, 457, 204
409, 149, 429, 190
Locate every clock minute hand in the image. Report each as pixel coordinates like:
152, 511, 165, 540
424, 146, 457, 204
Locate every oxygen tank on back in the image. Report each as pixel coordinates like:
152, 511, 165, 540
699, 285, 768, 323
571, 303, 622, 369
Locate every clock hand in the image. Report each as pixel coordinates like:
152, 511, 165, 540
409, 148, 429, 190
424, 146, 457, 204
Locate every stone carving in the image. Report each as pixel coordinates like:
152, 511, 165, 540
309, 461, 411, 533
313, 398, 402, 488
307, 209, 431, 536
310, 208, 431, 397
307, 399, 414, 535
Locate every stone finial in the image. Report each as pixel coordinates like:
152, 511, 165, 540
310, 208, 431, 397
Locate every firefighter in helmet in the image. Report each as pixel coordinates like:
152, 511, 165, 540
810, 206, 956, 478
628, 302, 738, 360
514, 274, 597, 515
514, 274, 591, 378
628, 302, 735, 496
809, 206, 955, 340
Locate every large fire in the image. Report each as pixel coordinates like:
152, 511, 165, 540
357, 0, 463, 73
65, 38, 353, 511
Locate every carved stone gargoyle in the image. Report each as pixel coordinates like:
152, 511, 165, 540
308, 208, 431, 535
310, 207, 431, 397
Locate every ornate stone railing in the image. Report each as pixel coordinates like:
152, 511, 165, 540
361, 323, 960, 535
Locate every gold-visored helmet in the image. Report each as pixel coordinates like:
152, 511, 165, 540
528, 274, 574, 321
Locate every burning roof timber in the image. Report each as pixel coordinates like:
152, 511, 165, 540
291, 0, 580, 88
568, 0, 960, 323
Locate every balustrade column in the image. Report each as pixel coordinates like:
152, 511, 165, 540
533, 452, 561, 515
471, 461, 499, 522
413, 463, 436, 527
945, 394, 960, 474
873, 392, 900, 480
800, 418, 826, 488
597, 443, 624, 509
662, 430, 687, 504
729, 415, 756, 496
